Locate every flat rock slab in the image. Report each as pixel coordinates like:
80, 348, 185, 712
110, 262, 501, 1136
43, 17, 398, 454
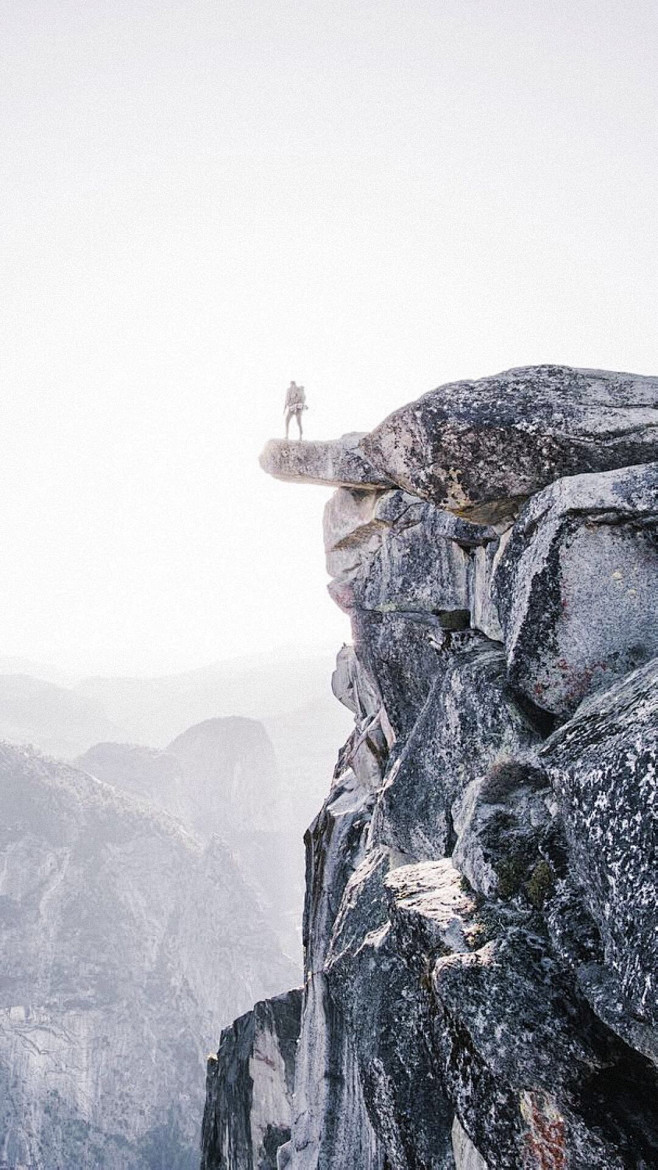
362, 365, 658, 519
259, 434, 394, 489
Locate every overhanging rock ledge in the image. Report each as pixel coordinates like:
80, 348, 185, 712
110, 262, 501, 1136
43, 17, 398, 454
205, 363, 658, 1170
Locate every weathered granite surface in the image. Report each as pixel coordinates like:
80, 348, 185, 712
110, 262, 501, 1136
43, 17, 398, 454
363, 364, 658, 520
493, 461, 658, 714
207, 366, 658, 1169
540, 659, 658, 1064
200, 989, 302, 1170
259, 434, 393, 489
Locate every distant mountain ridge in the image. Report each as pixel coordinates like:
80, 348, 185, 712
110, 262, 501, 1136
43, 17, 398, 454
0, 741, 297, 1169
0, 651, 351, 761
0, 674, 121, 758
74, 652, 348, 746
0, 651, 352, 1166
76, 716, 301, 960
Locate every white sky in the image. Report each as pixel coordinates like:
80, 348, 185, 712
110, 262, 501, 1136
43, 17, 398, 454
1, 0, 657, 675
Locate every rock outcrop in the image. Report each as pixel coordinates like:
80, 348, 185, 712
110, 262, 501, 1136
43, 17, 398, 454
200, 989, 302, 1170
259, 434, 393, 489
493, 462, 658, 714
363, 364, 658, 521
0, 744, 297, 1169
204, 365, 658, 1169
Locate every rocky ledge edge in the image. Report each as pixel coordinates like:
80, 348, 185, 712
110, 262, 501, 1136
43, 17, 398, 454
205, 364, 658, 1170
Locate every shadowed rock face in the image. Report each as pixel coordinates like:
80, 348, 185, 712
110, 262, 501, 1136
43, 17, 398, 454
207, 365, 658, 1169
200, 990, 302, 1170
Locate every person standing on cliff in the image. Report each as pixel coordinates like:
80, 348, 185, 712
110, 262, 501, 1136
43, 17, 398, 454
284, 381, 307, 440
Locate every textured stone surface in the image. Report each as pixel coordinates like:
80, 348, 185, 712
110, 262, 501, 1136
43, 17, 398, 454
429, 928, 634, 1169
386, 857, 658, 1169
385, 859, 481, 958
290, 760, 385, 1170
0, 744, 297, 1170
363, 365, 658, 519
372, 640, 543, 867
493, 462, 658, 714
326, 848, 455, 1169
214, 366, 658, 1170
324, 488, 492, 617
350, 608, 446, 741
259, 434, 393, 489
540, 659, 658, 1061
200, 989, 302, 1170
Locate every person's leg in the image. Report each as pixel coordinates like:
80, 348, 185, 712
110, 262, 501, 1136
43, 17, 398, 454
285, 409, 290, 439
297, 409, 303, 440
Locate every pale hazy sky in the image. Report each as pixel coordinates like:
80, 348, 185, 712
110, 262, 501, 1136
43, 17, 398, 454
1, 0, 657, 675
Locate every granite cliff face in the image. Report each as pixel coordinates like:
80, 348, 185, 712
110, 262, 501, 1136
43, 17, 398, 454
204, 365, 658, 1169
0, 744, 297, 1169
200, 990, 302, 1170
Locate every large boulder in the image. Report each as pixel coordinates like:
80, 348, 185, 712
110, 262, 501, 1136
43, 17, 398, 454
430, 929, 644, 1170
540, 658, 658, 1061
493, 463, 658, 715
362, 365, 658, 521
385, 861, 655, 1170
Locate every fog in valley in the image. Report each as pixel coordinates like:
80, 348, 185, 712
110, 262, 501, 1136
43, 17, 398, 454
0, 649, 351, 1167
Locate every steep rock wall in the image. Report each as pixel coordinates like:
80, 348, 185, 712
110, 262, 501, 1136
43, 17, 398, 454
201, 990, 302, 1170
206, 366, 658, 1169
